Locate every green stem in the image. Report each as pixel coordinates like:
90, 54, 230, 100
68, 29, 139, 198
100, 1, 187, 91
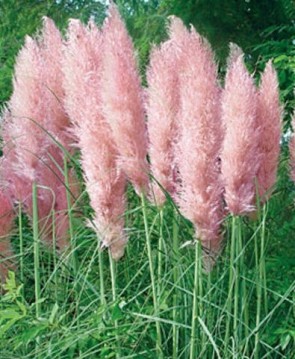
18, 202, 24, 296
172, 208, 179, 359
64, 157, 78, 275
261, 205, 268, 315
189, 239, 201, 359
32, 182, 41, 319
234, 218, 241, 344
109, 251, 120, 359
141, 193, 163, 358
254, 204, 267, 359
157, 208, 164, 296
224, 215, 237, 353
239, 220, 249, 349
98, 240, 106, 306
51, 209, 58, 302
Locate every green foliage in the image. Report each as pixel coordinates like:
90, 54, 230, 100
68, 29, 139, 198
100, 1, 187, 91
0, 181, 294, 358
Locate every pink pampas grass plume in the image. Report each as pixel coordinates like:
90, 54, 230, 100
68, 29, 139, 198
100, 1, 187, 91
176, 28, 224, 256
8, 35, 45, 181
63, 19, 127, 260
221, 45, 261, 215
290, 114, 295, 182
2, 19, 77, 251
38, 17, 72, 150
146, 17, 189, 206
0, 190, 15, 284
256, 61, 282, 201
101, 4, 148, 195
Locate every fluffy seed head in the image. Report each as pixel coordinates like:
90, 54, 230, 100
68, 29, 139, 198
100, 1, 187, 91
176, 27, 224, 254
256, 61, 282, 201
146, 17, 188, 205
101, 4, 148, 195
63, 19, 127, 259
221, 46, 261, 215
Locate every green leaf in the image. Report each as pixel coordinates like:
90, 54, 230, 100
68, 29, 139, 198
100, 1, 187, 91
49, 303, 59, 325
274, 55, 289, 63
280, 334, 291, 350
111, 303, 124, 321
19, 324, 47, 345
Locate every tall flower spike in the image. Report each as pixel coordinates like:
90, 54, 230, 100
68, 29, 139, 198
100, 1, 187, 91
146, 17, 188, 206
221, 45, 261, 215
256, 61, 282, 201
39, 17, 72, 150
3, 19, 77, 251
176, 27, 224, 257
289, 114, 295, 183
101, 4, 148, 195
63, 20, 127, 260
0, 190, 15, 284
8, 35, 45, 181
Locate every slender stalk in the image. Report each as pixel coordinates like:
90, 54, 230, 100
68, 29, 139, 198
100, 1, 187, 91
18, 202, 24, 296
261, 205, 268, 315
239, 219, 249, 350
224, 215, 237, 353
64, 157, 78, 275
233, 218, 240, 345
172, 208, 179, 359
206, 268, 213, 358
157, 207, 164, 296
64, 158, 81, 356
254, 204, 267, 358
98, 240, 106, 306
141, 193, 163, 358
109, 251, 120, 359
109, 250, 117, 303
51, 209, 58, 302
198, 244, 205, 355
189, 239, 201, 359
32, 182, 41, 319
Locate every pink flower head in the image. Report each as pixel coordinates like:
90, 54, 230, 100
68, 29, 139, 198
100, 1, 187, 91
63, 19, 127, 260
256, 61, 282, 201
9, 35, 45, 180
2, 19, 77, 251
176, 27, 224, 254
221, 45, 261, 215
38, 17, 72, 150
101, 4, 148, 195
146, 17, 189, 206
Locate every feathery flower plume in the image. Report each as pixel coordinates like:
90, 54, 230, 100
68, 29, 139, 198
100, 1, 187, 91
0, 190, 15, 284
39, 17, 72, 150
176, 27, 224, 255
221, 45, 261, 215
101, 4, 148, 195
146, 17, 189, 206
8, 35, 44, 181
289, 114, 295, 182
63, 19, 127, 260
256, 61, 282, 201
2, 19, 77, 251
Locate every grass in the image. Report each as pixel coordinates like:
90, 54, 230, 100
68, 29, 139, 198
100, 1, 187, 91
0, 160, 294, 358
